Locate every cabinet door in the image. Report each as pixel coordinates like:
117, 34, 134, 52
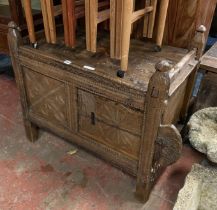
78, 89, 143, 160
23, 68, 70, 129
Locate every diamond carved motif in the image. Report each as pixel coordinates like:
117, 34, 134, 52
24, 68, 68, 127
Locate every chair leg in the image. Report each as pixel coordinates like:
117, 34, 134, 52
110, 0, 123, 59
24, 120, 39, 143
85, 0, 98, 52
40, 0, 51, 43
155, 0, 169, 50
110, 0, 116, 58
119, 0, 134, 75
23, 0, 36, 46
62, 0, 70, 46
62, 0, 76, 47
145, 0, 158, 38
46, 0, 57, 44
67, 0, 76, 47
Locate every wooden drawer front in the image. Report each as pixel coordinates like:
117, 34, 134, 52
23, 68, 69, 128
78, 89, 143, 160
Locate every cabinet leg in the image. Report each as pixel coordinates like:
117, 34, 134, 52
135, 182, 150, 202
24, 120, 39, 142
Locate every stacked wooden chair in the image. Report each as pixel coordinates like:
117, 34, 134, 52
63, 0, 109, 48
111, 0, 170, 77
23, 0, 169, 77
23, 0, 62, 46
86, 0, 169, 77
24, 0, 109, 47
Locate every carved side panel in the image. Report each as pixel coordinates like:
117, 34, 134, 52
78, 89, 143, 160
23, 68, 69, 128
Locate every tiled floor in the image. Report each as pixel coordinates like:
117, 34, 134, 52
0, 73, 204, 210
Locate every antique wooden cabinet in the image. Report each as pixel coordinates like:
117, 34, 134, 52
8, 22, 204, 202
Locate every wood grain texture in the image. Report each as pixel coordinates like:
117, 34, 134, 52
164, 0, 217, 48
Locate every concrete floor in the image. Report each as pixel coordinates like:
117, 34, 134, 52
0, 74, 204, 210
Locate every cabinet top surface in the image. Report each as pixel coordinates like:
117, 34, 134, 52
20, 35, 188, 92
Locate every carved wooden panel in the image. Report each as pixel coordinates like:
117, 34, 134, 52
78, 89, 143, 160
23, 68, 69, 128
78, 90, 143, 135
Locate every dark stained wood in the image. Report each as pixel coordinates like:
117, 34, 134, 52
8, 22, 201, 203
8, 0, 25, 26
